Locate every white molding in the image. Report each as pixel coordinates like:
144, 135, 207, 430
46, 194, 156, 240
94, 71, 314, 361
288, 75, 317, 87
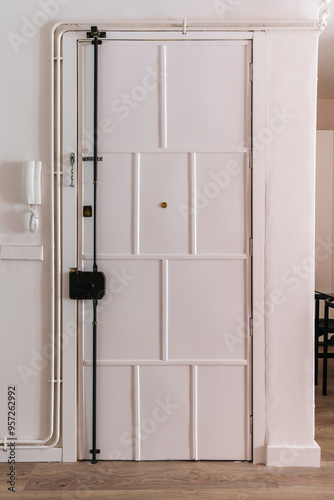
252, 32, 267, 465
134, 366, 140, 461
191, 365, 198, 461
61, 31, 79, 463
83, 359, 248, 366
0, 448, 62, 463
82, 254, 247, 261
266, 442, 321, 467
319, 0, 332, 32
76, 41, 86, 462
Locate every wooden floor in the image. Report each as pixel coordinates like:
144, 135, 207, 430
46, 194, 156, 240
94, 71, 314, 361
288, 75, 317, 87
1, 361, 334, 500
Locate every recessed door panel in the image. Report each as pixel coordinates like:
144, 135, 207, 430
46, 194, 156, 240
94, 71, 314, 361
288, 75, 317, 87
83, 154, 133, 255
83, 366, 134, 460
139, 366, 191, 460
168, 260, 246, 360
196, 153, 247, 255
83, 260, 161, 360
81, 43, 161, 152
139, 154, 189, 255
166, 43, 249, 150
197, 366, 247, 459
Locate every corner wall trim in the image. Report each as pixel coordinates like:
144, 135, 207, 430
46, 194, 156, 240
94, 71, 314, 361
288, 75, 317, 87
266, 442, 321, 467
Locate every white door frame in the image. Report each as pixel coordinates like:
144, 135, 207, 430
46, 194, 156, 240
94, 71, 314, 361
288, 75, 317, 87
55, 23, 266, 463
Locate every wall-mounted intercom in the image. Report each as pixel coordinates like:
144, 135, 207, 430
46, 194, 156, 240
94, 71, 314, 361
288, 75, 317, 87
22, 160, 42, 233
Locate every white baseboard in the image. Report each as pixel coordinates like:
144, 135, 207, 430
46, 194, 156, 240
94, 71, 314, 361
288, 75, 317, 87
266, 441, 321, 467
0, 447, 62, 462
0, 443, 321, 466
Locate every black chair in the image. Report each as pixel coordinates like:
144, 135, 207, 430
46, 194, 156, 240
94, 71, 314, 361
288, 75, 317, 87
315, 292, 334, 393
323, 298, 334, 395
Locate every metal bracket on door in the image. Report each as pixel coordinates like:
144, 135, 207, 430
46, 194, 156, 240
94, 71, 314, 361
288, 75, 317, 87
86, 26, 106, 39
182, 18, 187, 35
83, 156, 103, 162
70, 152, 75, 187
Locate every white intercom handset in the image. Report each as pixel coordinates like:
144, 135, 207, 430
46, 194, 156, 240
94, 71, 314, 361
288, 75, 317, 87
22, 161, 42, 233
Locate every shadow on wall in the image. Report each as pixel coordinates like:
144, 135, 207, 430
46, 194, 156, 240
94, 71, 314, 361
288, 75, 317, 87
0, 161, 28, 234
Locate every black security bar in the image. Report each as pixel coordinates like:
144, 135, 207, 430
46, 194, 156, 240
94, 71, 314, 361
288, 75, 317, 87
90, 25, 103, 465
69, 26, 106, 466
92, 31, 101, 274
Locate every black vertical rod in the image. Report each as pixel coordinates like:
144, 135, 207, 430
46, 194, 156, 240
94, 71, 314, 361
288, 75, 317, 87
90, 33, 100, 464
93, 35, 99, 273
91, 300, 98, 464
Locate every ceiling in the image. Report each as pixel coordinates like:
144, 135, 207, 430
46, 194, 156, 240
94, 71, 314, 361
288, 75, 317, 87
318, 7, 334, 98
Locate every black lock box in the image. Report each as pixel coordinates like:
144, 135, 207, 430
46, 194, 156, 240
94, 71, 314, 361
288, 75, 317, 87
69, 270, 106, 300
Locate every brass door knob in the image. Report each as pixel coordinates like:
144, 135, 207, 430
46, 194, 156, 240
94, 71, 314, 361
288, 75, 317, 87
161, 202, 168, 208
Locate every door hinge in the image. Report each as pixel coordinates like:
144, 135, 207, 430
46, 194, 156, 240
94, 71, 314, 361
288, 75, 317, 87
249, 62, 253, 82
249, 150, 253, 169
249, 238, 253, 257
249, 318, 253, 337
250, 415, 253, 434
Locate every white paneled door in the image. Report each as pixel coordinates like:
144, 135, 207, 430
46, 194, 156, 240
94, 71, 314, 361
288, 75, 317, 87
78, 38, 252, 461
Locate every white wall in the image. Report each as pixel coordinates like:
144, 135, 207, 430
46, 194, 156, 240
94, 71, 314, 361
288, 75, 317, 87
264, 28, 319, 455
317, 100, 334, 129
315, 131, 334, 291
0, 0, 320, 465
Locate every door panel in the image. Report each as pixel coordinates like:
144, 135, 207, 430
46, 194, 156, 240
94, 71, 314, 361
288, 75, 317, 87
139, 154, 189, 254
78, 37, 252, 462
139, 366, 191, 460
197, 366, 247, 459
83, 154, 133, 255
83, 260, 161, 360
196, 153, 247, 255
82, 43, 161, 152
168, 260, 246, 360
83, 366, 134, 460
166, 43, 248, 150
